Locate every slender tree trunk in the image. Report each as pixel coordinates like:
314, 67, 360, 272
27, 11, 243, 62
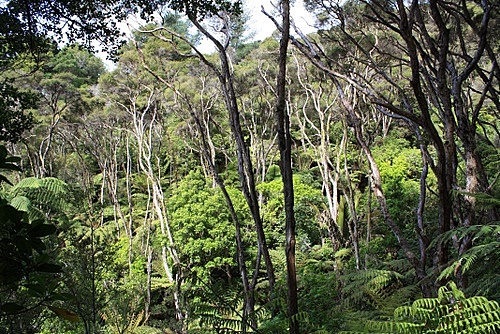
365, 176, 372, 269
189, 17, 276, 293
342, 126, 360, 270
275, 1, 299, 333
37, 104, 64, 177
134, 55, 258, 329
126, 137, 134, 275
293, 55, 343, 242
145, 246, 152, 320
186, 93, 256, 330
414, 127, 432, 296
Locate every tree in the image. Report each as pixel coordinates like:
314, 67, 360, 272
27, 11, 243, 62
0, 82, 37, 143
133, 7, 278, 329
291, 0, 499, 292
265, 0, 300, 332
0, 146, 74, 333
19, 45, 105, 178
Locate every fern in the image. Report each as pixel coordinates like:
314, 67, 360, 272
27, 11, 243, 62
185, 275, 260, 334
351, 282, 500, 334
341, 269, 405, 310
10, 177, 71, 220
432, 224, 500, 300
9, 195, 32, 213
133, 326, 164, 334
102, 310, 154, 334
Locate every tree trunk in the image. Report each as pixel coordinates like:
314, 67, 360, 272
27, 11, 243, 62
342, 126, 360, 270
189, 16, 276, 294
275, 1, 299, 333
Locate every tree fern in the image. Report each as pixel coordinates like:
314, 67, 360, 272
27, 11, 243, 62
431, 224, 500, 300
347, 282, 500, 333
191, 299, 244, 333
185, 274, 261, 333
340, 269, 405, 310
10, 177, 71, 220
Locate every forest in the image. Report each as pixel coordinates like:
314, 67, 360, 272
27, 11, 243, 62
0, 0, 499, 333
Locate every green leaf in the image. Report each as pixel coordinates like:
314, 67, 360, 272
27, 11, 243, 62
10, 196, 31, 212
26, 283, 46, 297
31, 238, 47, 253
48, 305, 79, 322
0, 163, 22, 172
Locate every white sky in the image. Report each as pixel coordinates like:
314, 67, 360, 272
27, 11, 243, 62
247, 0, 316, 40
100, 0, 316, 68
195, 0, 316, 53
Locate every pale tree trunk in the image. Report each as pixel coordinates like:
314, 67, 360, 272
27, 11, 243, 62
91, 133, 128, 237
365, 176, 372, 269
195, 76, 219, 186
240, 88, 278, 187
113, 84, 184, 324
139, 62, 258, 330
125, 137, 134, 275
37, 106, 63, 177
342, 125, 361, 270
267, 15, 436, 295
143, 181, 153, 320
186, 100, 256, 331
134, 38, 261, 328
31, 89, 68, 178
283, 0, 496, 295
188, 16, 277, 293
140, 17, 277, 294
293, 54, 345, 246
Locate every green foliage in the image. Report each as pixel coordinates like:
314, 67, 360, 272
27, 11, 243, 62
297, 246, 342, 332
59, 219, 138, 334
168, 170, 246, 280
188, 287, 246, 333
0, 144, 21, 183
164, 0, 242, 20
371, 136, 422, 226
10, 176, 71, 222
257, 174, 325, 248
341, 268, 407, 311
259, 246, 343, 333
0, 80, 36, 143
432, 224, 500, 300
48, 45, 105, 88
2, 0, 499, 332
358, 282, 500, 334
0, 146, 66, 332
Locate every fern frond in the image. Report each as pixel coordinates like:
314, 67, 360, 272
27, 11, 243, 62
10, 177, 71, 216
134, 326, 164, 334
438, 242, 499, 281
10, 195, 31, 212
430, 224, 500, 248
364, 282, 500, 333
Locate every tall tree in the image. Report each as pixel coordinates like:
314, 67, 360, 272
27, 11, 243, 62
135, 4, 277, 315
292, 0, 499, 292
265, 0, 300, 333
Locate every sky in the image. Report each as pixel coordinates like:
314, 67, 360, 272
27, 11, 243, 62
195, 0, 316, 53
246, 0, 316, 40
100, 0, 317, 68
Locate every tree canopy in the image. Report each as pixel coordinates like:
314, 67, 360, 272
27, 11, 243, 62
0, 0, 499, 333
